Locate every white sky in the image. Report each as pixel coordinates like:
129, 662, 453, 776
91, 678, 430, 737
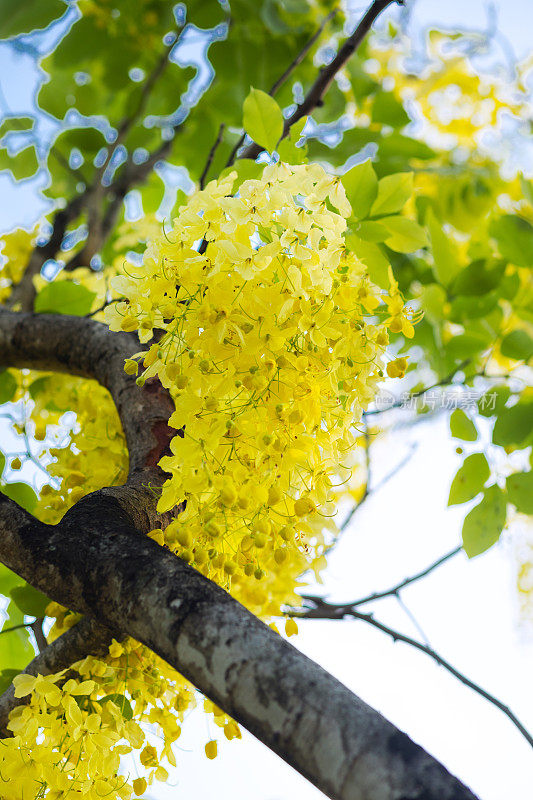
0, 1, 532, 798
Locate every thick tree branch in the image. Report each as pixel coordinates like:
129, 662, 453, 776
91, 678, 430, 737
240, 0, 401, 161
0, 310, 175, 720
0, 310, 173, 478
0, 489, 478, 800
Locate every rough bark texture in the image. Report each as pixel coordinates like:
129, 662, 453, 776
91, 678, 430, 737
0, 309, 481, 799
0, 489, 479, 800
0, 310, 174, 476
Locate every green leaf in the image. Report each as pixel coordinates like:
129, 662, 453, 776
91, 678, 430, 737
506, 471, 533, 515
448, 453, 490, 506
420, 283, 447, 325
370, 172, 413, 217
500, 330, 533, 362
450, 408, 478, 441
451, 260, 504, 297
243, 87, 284, 154
492, 400, 533, 449
462, 484, 506, 558
379, 215, 428, 253
489, 215, 533, 267
34, 281, 96, 316
220, 158, 264, 186
28, 376, 50, 400
100, 693, 133, 720
0, 116, 34, 139
477, 386, 510, 417
345, 235, 389, 288
277, 117, 307, 164
0, 602, 33, 671
0, 144, 39, 181
0, 564, 24, 597
0, 0, 64, 38
371, 90, 410, 128
342, 159, 378, 219
0, 669, 21, 694
0, 482, 38, 513
9, 583, 51, 618
427, 208, 462, 285
353, 220, 388, 242
446, 331, 491, 362
520, 174, 533, 206
0, 370, 17, 404
378, 133, 436, 162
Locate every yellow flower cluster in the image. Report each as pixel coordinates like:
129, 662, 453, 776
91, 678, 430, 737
1, 638, 195, 799
106, 161, 411, 616
0, 226, 37, 304
5, 162, 414, 796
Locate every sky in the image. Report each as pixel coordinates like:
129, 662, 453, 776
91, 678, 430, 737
0, 1, 532, 799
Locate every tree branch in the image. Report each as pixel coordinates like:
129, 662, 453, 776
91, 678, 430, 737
363, 361, 472, 417
63, 138, 173, 272
0, 310, 175, 723
7, 195, 85, 312
240, 0, 401, 161
0, 489, 478, 800
296, 597, 533, 751
199, 123, 225, 189
225, 9, 338, 169
0, 309, 173, 477
302, 546, 463, 610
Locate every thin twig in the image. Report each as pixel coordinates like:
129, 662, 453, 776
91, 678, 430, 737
199, 123, 225, 189
298, 599, 533, 750
240, 0, 401, 161
30, 619, 47, 654
96, 26, 183, 182
0, 622, 32, 636
302, 545, 462, 609
84, 298, 122, 318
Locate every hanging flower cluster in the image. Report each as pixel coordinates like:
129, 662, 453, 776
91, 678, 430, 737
4, 163, 415, 798
106, 161, 413, 616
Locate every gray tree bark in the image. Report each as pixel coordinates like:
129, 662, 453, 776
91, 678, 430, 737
0, 310, 480, 800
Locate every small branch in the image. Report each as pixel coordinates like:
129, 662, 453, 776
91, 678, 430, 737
268, 9, 338, 97
0, 622, 31, 635
297, 598, 533, 751
30, 618, 47, 654
63, 139, 172, 271
336, 545, 463, 608
84, 298, 122, 318
224, 8, 338, 170
7, 195, 85, 312
199, 123, 225, 189
240, 0, 400, 161
94, 27, 183, 184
